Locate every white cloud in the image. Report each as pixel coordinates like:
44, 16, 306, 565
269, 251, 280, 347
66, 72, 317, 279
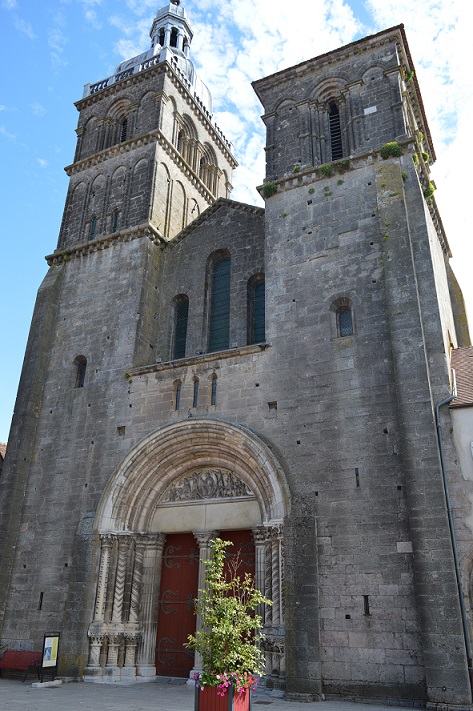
30, 102, 46, 117
124, 0, 156, 16
1, 0, 17, 9
37, 158, 48, 168
84, 9, 101, 28
13, 16, 36, 39
48, 12, 69, 70
0, 125, 16, 141
113, 18, 151, 59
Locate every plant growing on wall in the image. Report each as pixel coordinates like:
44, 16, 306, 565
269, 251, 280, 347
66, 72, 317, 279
318, 164, 334, 178
261, 182, 277, 199
380, 142, 403, 159
424, 182, 436, 199
187, 537, 271, 696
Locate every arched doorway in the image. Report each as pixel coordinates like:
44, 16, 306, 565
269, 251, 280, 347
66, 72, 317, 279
84, 419, 290, 684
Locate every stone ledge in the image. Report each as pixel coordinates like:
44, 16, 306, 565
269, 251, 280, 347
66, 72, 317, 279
127, 342, 271, 377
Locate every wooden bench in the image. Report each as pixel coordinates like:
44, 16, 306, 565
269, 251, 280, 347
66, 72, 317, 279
0, 650, 42, 682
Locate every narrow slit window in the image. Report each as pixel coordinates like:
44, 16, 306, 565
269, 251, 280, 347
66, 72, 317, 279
193, 378, 199, 408
210, 375, 217, 406
175, 381, 182, 411
329, 103, 343, 161
208, 256, 231, 352
173, 296, 189, 360
74, 356, 87, 388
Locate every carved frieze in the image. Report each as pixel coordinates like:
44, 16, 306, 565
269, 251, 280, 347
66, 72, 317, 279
160, 469, 254, 503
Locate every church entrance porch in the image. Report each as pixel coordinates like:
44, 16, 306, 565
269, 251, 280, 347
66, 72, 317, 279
84, 419, 289, 685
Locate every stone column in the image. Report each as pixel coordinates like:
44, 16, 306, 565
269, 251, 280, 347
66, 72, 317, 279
95, 534, 113, 623
191, 531, 218, 676
129, 535, 145, 624
298, 102, 311, 166
85, 534, 113, 680
252, 527, 268, 622
111, 536, 129, 624
136, 533, 166, 678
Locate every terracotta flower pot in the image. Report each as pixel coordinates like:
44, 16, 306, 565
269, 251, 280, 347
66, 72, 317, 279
194, 683, 251, 711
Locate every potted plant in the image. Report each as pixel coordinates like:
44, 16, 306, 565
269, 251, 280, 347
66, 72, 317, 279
186, 537, 272, 711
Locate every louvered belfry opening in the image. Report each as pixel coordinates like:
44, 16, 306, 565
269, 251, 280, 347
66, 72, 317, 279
329, 102, 343, 161
173, 297, 189, 359
120, 118, 128, 143
208, 256, 231, 352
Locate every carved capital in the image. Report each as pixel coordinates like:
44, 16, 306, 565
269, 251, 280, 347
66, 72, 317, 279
193, 531, 218, 548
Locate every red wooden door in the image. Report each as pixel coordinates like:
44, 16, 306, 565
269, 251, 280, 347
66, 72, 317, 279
155, 533, 199, 677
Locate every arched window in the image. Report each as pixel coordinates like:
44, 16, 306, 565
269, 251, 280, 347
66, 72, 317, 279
193, 378, 199, 408
337, 306, 353, 337
329, 102, 343, 161
174, 380, 182, 410
170, 27, 178, 48
208, 255, 231, 352
248, 275, 265, 345
89, 216, 97, 241
210, 374, 217, 406
74, 356, 87, 388
173, 296, 189, 360
158, 29, 165, 46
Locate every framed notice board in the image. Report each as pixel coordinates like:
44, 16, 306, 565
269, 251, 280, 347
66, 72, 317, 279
41, 633, 60, 681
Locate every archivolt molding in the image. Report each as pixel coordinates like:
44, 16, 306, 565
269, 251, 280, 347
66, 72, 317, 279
95, 418, 290, 533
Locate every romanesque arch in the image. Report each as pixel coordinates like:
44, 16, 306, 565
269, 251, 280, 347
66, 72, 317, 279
85, 418, 290, 683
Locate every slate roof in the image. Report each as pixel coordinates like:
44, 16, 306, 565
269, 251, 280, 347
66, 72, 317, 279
450, 347, 473, 408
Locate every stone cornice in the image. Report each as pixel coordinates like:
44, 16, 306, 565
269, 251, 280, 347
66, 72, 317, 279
127, 342, 271, 377
65, 128, 219, 205
45, 223, 164, 266
65, 128, 218, 204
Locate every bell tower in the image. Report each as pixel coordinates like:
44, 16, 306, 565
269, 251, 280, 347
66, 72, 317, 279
57, 0, 236, 251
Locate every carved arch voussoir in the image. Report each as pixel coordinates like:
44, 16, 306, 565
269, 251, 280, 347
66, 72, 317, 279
95, 418, 290, 533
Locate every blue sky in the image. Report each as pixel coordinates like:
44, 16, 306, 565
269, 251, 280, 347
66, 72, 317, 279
0, 0, 470, 443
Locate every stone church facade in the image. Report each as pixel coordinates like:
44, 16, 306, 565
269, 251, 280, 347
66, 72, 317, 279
1, 1, 473, 706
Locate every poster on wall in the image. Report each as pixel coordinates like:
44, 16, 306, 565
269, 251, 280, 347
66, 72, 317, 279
41, 633, 60, 680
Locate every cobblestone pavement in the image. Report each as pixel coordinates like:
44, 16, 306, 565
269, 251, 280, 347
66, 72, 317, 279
0, 678, 420, 711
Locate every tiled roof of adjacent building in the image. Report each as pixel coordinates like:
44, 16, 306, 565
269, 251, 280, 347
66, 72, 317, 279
450, 347, 473, 408
0, 443, 6, 459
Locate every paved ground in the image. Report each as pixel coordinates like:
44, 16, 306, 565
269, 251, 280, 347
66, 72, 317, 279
0, 678, 419, 711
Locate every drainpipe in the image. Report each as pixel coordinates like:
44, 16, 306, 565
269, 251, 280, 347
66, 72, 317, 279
434, 369, 473, 691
